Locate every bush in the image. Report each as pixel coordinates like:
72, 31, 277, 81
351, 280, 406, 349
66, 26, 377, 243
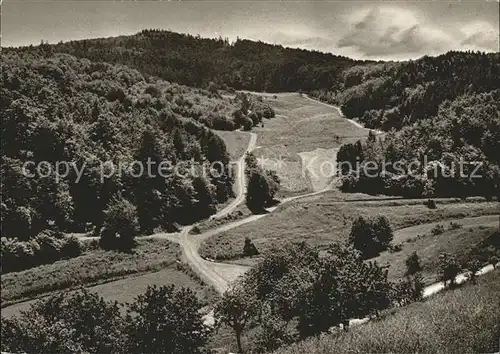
0, 232, 83, 273
466, 259, 481, 283
431, 224, 445, 236
489, 255, 499, 268
101, 198, 138, 251
438, 252, 460, 287
242, 237, 259, 257
424, 198, 437, 209
405, 251, 422, 276
242, 116, 253, 131
392, 273, 424, 306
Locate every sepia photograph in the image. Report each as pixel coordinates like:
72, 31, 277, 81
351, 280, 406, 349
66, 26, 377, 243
1, 0, 499, 353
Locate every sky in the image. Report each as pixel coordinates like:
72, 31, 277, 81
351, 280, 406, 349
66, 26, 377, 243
1, 0, 499, 60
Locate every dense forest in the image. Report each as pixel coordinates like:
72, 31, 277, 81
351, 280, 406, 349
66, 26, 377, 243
335, 90, 500, 198
310, 51, 500, 131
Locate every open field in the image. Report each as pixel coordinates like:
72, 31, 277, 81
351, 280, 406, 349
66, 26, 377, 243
199, 196, 499, 262
250, 93, 374, 196
1, 239, 180, 307
1, 264, 216, 318
275, 269, 500, 354
214, 130, 251, 161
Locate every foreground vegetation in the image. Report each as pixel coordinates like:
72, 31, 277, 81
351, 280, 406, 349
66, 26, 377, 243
275, 269, 500, 354
2, 285, 211, 354
2, 238, 497, 353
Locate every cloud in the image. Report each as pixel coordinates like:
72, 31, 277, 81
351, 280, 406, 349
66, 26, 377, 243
338, 7, 454, 57
460, 21, 499, 52
337, 6, 499, 58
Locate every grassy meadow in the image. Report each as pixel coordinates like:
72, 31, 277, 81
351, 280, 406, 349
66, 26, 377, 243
249, 93, 373, 196
275, 269, 500, 354
199, 196, 499, 268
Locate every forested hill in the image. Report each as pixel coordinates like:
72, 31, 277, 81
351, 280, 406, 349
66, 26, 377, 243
1, 50, 245, 241
8, 29, 497, 133
310, 51, 500, 131
8, 29, 359, 92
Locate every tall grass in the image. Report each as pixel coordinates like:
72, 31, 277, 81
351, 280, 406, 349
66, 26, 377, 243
276, 270, 500, 354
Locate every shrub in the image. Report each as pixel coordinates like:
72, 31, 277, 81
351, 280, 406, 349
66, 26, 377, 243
242, 116, 253, 131
392, 273, 424, 306
101, 198, 138, 251
449, 221, 463, 230
489, 255, 499, 268
466, 259, 482, 283
431, 224, 445, 235
405, 251, 422, 276
207, 81, 218, 95
389, 243, 403, 253
1, 232, 83, 273
438, 252, 460, 287
424, 198, 437, 209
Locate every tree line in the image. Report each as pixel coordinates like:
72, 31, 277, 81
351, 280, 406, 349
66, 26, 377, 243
6, 30, 360, 93
335, 91, 500, 198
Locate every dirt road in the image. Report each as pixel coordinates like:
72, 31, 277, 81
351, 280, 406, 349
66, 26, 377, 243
211, 132, 257, 220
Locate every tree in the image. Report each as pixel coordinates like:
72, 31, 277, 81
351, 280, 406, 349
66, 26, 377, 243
373, 215, 394, 249
242, 237, 259, 257
392, 273, 424, 306
192, 176, 217, 219
101, 198, 138, 250
134, 130, 166, 233
246, 170, 275, 213
348, 216, 372, 257
348, 216, 393, 258
405, 251, 422, 276
466, 259, 481, 284
127, 285, 210, 354
215, 285, 258, 353
438, 252, 460, 287
242, 116, 253, 131
207, 81, 218, 95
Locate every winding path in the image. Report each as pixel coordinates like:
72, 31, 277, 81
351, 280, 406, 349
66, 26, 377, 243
4, 93, 497, 324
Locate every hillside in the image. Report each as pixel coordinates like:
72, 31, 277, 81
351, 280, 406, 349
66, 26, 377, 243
1, 50, 240, 243
275, 269, 500, 354
310, 51, 500, 130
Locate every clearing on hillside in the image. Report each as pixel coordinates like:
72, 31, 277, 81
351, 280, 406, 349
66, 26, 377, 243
250, 93, 374, 196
